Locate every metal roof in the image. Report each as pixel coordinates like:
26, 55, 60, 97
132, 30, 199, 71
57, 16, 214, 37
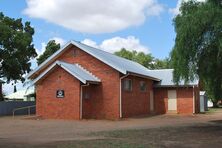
33, 61, 100, 84
27, 40, 160, 81
26, 41, 199, 87
0, 79, 5, 83
147, 69, 199, 87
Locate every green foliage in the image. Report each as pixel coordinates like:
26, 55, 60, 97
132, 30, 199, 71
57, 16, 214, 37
171, 0, 222, 104
0, 12, 37, 83
37, 40, 60, 65
115, 48, 171, 69
153, 58, 172, 70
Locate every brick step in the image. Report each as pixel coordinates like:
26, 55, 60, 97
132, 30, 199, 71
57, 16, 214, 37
167, 110, 178, 114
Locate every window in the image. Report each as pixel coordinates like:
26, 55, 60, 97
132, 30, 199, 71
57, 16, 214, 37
123, 79, 132, 91
140, 81, 147, 92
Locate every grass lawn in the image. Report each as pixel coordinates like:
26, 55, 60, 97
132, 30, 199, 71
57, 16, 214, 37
43, 123, 222, 148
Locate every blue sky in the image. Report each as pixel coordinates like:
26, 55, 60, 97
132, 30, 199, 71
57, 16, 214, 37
0, 0, 182, 94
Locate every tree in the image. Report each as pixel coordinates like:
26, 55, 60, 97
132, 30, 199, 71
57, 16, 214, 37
170, 0, 222, 107
152, 58, 172, 69
114, 48, 134, 60
115, 48, 172, 69
115, 48, 154, 69
37, 40, 60, 65
0, 12, 37, 83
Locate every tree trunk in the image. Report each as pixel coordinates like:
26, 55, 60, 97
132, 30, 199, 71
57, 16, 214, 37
14, 85, 17, 93
212, 101, 218, 108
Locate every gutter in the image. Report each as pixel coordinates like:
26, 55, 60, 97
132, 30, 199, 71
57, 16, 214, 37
80, 83, 89, 119
193, 85, 195, 114
119, 74, 129, 118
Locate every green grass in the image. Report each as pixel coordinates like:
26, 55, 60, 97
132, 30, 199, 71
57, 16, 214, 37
44, 123, 222, 148
206, 107, 222, 114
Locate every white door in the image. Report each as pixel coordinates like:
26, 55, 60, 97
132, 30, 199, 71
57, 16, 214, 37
150, 90, 154, 112
168, 90, 177, 111
200, 96, 205, 112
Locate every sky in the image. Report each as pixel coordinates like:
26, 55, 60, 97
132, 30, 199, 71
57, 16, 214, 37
0, 0, 188, 94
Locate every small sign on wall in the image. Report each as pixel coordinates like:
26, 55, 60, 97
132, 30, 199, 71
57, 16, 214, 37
56, 90, 65, 98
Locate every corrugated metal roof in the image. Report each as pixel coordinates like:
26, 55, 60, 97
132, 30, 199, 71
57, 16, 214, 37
27, 40, 160, 81
147, 69, 199, 87
33, 61, 100, 84
73, 41, 160, 80
58, 61, 100, 83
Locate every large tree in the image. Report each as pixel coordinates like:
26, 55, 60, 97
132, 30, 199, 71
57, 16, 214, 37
37, 40, 60, 65
0, 12, 37, 83
170, 0, 222, 106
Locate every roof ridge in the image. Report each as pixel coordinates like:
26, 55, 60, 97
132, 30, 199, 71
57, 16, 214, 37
75, 41, 147, 68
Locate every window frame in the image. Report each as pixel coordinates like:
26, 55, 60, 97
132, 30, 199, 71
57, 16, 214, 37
139, 81, 147, 92
123, 79, 133, 91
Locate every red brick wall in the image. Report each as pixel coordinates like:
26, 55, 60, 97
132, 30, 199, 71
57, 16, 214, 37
36, 45, 120, 120
121, 75, 153, 118
154, 88, 168, 114
36, 67, 81, 119
177, 88, 194, 114
154, 87, 199, 114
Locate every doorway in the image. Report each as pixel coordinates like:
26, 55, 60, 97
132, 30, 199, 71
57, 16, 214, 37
168, 90, 177, 112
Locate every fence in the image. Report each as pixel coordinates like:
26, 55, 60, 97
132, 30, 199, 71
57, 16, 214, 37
0, 101, 36, 116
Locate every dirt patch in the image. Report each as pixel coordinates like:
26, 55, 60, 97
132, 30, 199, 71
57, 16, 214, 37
0, 109, 222, 147
2, 123, 221, 148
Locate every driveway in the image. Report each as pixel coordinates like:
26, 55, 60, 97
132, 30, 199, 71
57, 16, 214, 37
0, 109, 222, 147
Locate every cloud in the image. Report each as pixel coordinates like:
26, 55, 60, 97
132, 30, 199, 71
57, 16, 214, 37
23, 0, 164, 34
81, 39, 99, 49
169, 0, 206, 16
2, 81, 24, 95
51, 37, 66, 46
35, 42, 46, 56
82, 36, 150, 53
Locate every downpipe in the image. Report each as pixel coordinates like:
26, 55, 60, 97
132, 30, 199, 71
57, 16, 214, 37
119, 74, 129, 118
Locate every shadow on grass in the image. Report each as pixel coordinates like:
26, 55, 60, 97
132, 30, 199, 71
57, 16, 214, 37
209, 120, 222, 123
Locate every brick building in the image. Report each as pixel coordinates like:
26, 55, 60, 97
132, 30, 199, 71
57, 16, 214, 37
27, 41, 200, 120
